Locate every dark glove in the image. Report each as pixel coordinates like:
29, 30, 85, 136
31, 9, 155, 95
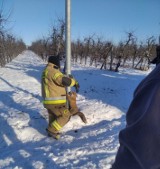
69, 74, 74, 78
74, 81, 80, 93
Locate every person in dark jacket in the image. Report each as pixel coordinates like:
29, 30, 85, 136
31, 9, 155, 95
41, 55, 80, 139
112, 45, 160, 169
150, 45, 160, 65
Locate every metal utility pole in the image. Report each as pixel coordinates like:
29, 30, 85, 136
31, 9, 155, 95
65, 0, 71, 99
65, 0, 71, 79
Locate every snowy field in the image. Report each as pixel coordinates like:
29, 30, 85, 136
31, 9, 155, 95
0, 51, 152, 169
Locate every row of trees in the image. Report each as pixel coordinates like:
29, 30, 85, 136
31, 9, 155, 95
0, 7, 26, 67
30, 20, 158, 71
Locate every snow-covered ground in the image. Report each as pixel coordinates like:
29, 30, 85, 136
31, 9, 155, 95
0, 51, 152, 169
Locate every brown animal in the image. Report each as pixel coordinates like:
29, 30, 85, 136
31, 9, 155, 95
67, 91, 87, 124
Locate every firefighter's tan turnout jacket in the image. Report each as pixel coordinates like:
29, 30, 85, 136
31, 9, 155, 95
41, 63, 76, 106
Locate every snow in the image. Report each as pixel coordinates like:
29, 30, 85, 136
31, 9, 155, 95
0, 50, 152, 169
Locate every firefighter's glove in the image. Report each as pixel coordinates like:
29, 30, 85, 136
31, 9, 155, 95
68, 74, 80, 92
69, 74, 73, 78
74, 81, 80, 93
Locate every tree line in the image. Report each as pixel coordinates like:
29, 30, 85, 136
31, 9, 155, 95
29, 19, 158, 71
0, 8, 26, 67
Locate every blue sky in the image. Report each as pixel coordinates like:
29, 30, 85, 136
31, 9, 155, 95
2, 0, 160, 46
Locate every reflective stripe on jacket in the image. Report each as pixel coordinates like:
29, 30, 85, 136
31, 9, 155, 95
42, 96, 66, 104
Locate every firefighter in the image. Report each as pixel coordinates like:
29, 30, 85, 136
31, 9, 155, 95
41, 55, 80, 139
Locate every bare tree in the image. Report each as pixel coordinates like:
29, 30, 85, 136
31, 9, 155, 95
135, 36, 156, 70
100, 41, 113, 70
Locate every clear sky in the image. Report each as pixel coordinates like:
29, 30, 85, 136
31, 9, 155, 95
2, 0, 160, 46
